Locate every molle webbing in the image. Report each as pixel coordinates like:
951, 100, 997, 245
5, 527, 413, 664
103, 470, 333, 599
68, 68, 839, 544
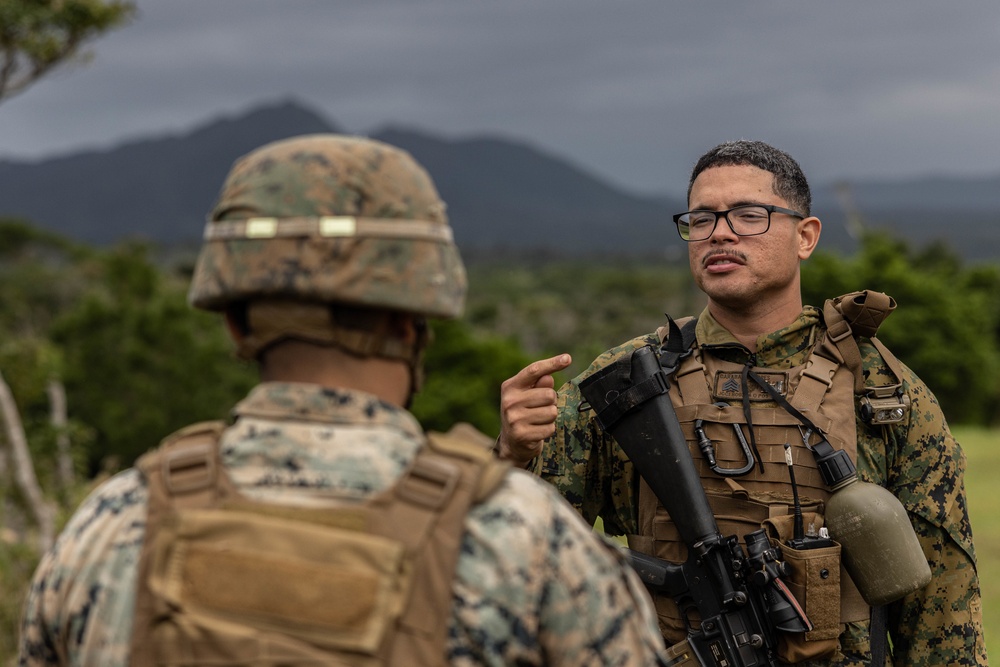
130, 421, 233, 667
129, 421, 508, 666
670, 340, 858, 493
634, 313, 872, 639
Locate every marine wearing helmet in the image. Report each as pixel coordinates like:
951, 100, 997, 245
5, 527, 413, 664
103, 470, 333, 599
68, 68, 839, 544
189, 133, 467, 392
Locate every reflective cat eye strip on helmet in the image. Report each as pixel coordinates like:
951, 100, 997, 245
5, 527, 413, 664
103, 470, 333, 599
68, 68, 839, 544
203, 216, 454, 243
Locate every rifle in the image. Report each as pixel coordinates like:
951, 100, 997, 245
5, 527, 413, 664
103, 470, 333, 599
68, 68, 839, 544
579, 345, 810, 667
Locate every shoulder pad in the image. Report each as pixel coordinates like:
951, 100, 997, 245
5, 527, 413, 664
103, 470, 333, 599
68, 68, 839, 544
825, 290, 896, 339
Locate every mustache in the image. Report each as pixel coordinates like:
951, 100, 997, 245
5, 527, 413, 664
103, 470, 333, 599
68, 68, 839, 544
701, 250, 748, 266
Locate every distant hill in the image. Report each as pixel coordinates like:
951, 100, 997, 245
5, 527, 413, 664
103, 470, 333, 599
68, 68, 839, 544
811, 179, 1000, 261
1, 99, 998, 260
371, 128, 681, 255
0, 99, 682, 256
0, 101, 336, 247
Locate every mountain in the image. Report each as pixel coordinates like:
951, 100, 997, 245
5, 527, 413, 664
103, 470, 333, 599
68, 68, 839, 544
0, 99, 682, 256
811, 180, 1000, 261
371, 128, 678, 255
0, 100, 336, 246
1, 99, 998, 260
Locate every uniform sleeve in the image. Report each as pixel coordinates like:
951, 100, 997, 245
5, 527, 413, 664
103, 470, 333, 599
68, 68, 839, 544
889, 520, 985, 666
856, 349, 986, 665
535, 490, 669, 665
18, 470, 147, 667
448, 470, 668, 666
536, 333, 658, 537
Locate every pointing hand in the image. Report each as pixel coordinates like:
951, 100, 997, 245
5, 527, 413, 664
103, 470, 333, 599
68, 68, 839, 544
497, 354, 572, 467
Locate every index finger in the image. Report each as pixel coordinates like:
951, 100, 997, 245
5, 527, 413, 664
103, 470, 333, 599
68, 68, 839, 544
513, 354, 572, 388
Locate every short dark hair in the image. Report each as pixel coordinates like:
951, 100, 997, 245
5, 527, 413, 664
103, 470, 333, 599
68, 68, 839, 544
687, 140, 811, 216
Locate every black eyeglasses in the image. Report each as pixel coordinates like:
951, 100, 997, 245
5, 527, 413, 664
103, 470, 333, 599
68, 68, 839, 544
672, 204, 806, 242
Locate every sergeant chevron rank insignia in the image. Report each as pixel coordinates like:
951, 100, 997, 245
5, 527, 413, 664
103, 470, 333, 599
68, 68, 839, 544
713, 371, 788, 401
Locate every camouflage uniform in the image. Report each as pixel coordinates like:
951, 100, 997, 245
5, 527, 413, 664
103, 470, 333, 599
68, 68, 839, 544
18, 134, 669, 665
536, 306, 986, 666
18, 382, 668, 666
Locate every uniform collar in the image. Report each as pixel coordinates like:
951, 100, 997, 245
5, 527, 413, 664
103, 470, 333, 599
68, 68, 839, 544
694, 305, 822, 368
231, 382, 424, 438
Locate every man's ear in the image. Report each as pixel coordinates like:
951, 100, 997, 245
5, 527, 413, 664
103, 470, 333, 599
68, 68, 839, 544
389, 312, 420, 345
797, 216, 822, 260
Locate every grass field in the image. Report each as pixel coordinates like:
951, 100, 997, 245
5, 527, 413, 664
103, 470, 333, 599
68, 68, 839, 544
956, 426, 998, 661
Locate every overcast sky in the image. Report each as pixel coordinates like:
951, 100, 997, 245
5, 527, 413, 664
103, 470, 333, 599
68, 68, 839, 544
1, 1, 999, 197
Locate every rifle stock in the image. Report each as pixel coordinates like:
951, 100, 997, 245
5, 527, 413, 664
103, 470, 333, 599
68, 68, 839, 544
580, 345, 809, 667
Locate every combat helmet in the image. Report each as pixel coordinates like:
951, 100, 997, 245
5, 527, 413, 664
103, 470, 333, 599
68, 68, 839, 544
188, 134, 466, 362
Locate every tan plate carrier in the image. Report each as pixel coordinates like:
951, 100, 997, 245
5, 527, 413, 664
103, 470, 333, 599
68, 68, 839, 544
128, 421, 509, 666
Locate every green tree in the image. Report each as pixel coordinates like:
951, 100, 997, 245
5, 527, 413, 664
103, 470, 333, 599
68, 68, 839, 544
0, 11, 138, 631
464, 258, 699, 379
803, 232, 1000, 425
411, 318, 532, 437
51, 242, 257, 471
0, 540, 38, 660
0, 219, 95, 501
0, 220, 94, 659
0, 0, 134, 101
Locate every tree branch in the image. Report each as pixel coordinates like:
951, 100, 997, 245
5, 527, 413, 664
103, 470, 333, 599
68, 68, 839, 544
47, 377, 74, 489
0, 368, 55, 551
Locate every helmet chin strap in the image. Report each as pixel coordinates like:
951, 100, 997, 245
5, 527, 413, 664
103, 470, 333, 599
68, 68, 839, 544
403, 318, 430, 409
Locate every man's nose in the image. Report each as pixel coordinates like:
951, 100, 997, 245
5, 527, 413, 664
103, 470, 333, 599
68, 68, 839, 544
708, 213, 739, 241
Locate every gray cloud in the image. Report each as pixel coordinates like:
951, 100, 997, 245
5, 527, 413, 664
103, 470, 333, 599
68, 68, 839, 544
1, 0, 998, 196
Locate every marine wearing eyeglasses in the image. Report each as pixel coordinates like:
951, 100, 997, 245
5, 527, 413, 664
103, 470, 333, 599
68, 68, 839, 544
672, 204, 805, 241
496, 139, 986, 666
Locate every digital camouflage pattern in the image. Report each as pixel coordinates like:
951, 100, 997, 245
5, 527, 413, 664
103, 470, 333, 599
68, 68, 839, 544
188, 135, 467, 318
536, 306, 986, 666
19, 383, 668, 666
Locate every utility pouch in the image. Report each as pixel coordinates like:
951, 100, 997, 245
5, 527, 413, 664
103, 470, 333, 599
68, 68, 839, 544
147, 507, 412, 663
646, 486, 826, 644
764, 514, 841, 663
132, 420, 505, 667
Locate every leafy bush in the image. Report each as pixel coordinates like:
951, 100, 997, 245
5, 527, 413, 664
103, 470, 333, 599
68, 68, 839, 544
0, 540, 39, 661
49, 243, 257, 472
411, 318, 532, 437
802, 233, 1000, 425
